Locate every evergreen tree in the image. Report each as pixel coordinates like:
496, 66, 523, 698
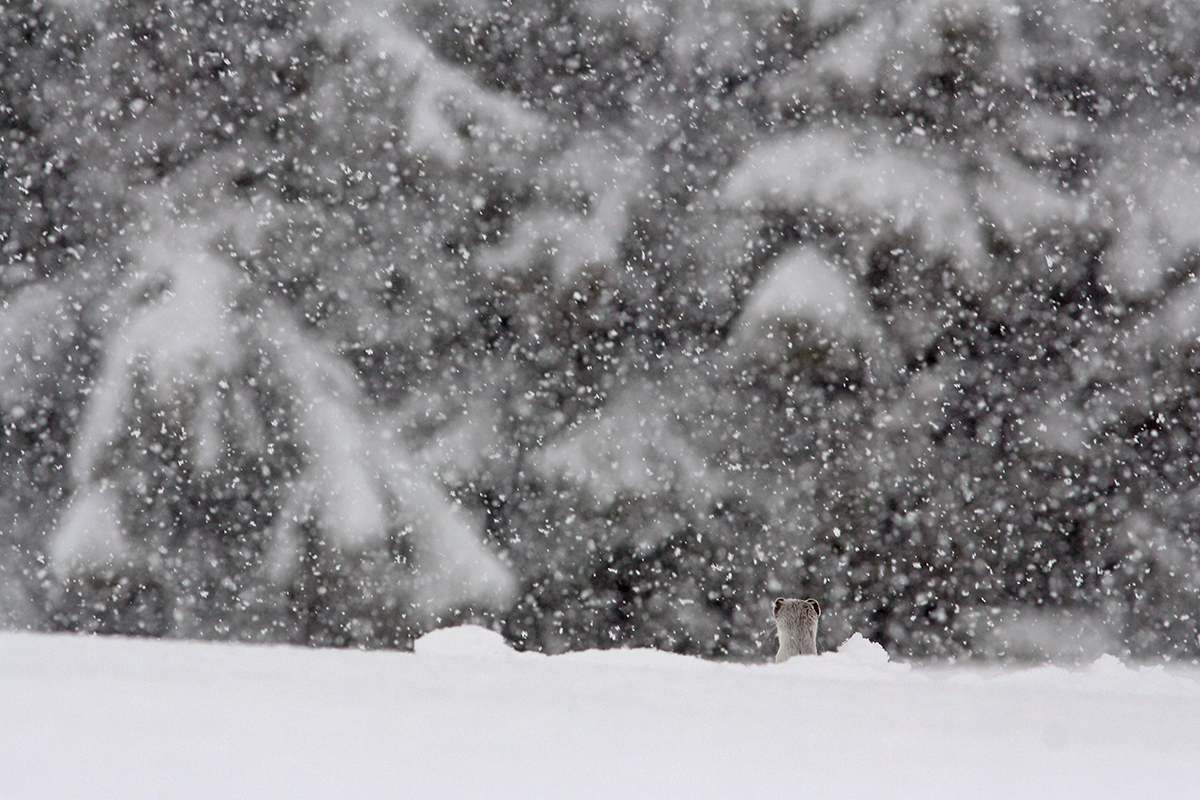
3, 0, 526, 644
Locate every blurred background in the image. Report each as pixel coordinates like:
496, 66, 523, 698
3, 0, 1200, 661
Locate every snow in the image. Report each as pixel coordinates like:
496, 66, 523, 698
1022, 394, 1090, 458
47, 480, 128, 578
535, 383, 720, 513
801, 10, 891, 88
46, 223, 514, 620
476, 133, 644, 284
0, 284, 74, 414
724, 127, 987, 284
794, 0, 1031, 96
976, 153, 1084, 238
1136, 279, 1200, 348
70, 231, 243, 485
1099, 122, 1200, 298
735, 246, 884, 348
330, 0, 546, 168
3, 628, 1197, 799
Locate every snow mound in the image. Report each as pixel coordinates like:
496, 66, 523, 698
832, 632, 893, 666
412, 625, 515, 658
987, 654, 1200, 698
767, 632, 909, 682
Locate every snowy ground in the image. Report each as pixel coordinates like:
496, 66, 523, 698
2, 628, 1197, 799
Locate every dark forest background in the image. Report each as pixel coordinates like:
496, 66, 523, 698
4, 0, 1200, 661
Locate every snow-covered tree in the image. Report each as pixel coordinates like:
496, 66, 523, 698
43, 214, 514, 641
713, 0, 1200, 656
3, 0, 535, 644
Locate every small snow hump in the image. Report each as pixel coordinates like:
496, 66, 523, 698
772, 597, 821, 662
412, 625, 513, 658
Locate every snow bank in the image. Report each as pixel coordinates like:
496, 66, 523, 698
412, 624, 517, 658
3, 629, 1196, 800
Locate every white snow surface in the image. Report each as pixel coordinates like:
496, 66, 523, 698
3, 628, 1197, 799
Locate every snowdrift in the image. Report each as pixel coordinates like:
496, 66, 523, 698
2, 628, 1197, 799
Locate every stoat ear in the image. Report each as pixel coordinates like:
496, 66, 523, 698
809, 599, 820, 616
773, 598, 785, 614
